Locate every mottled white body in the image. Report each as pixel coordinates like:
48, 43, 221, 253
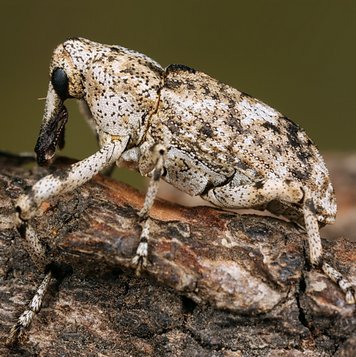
8, 38, 354, 345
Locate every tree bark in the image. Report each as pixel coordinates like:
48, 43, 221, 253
0, 152, 355, 357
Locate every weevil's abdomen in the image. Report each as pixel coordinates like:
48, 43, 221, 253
152, 65, 336, 224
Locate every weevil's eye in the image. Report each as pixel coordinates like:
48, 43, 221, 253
51, 68, 69, 99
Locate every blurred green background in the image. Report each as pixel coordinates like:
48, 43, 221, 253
0, 0, 355, 178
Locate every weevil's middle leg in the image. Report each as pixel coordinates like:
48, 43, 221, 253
132, 144, 166, 274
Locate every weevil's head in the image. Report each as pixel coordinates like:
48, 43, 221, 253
35, 38, 163, 165
35, 38, 95, 165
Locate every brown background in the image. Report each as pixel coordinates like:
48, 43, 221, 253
0, 1, 355, 161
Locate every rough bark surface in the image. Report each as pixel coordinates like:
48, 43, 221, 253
0, 152, 355, 357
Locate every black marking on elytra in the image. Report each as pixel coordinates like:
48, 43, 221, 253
286, 122, 302, 148
107, 55, 116, 62
186, 81, 196, 91
144, 61, 164, 77
200, 123, 213, 138
167, 118, 180, 134
291, 169, 310, 181
165, 63, 196, 75
164, 78, 181, 90
296, 150, 312, 164
282, 117, 314, 165
226, 115, 243, 132
283, 117, 305, 149
110, 46, 120, 52
262, 121, 281, 134
202, 84, 211, 96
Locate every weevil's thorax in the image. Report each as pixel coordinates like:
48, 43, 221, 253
59, 38, 164, 146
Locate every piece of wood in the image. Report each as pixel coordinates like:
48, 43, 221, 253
0, 152, 355, 356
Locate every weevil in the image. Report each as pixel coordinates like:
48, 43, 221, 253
7, 37, 355, 345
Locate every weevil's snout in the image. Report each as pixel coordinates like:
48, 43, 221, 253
34, 102, 68, 166
35, 67, 71, 166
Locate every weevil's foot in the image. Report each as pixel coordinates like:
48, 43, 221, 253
131, 240, 148, 276
5, 310, 34, 346
6, 272, 53, 347
131, 255, 147, 276
345, 288, 355, 305
322, 262, 356, 304
6, 326, 20, 346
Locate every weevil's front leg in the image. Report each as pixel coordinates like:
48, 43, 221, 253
8, 138, 128, 345
203, 178, 355, 303
78, 100, 115, 177
17, 139, 128, 221
132, 144, 166, 273
15, 139, 128, 268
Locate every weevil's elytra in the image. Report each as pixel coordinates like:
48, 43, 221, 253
7, 37, 355, 345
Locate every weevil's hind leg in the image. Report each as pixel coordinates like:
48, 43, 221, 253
302, 190, 355, 304
322, 263, 355, 304
6, 272, 53, 346
203, 178, 355, 303
203, 178, 304, 212
132, 218, 151, 275
132, 144, 166, 274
